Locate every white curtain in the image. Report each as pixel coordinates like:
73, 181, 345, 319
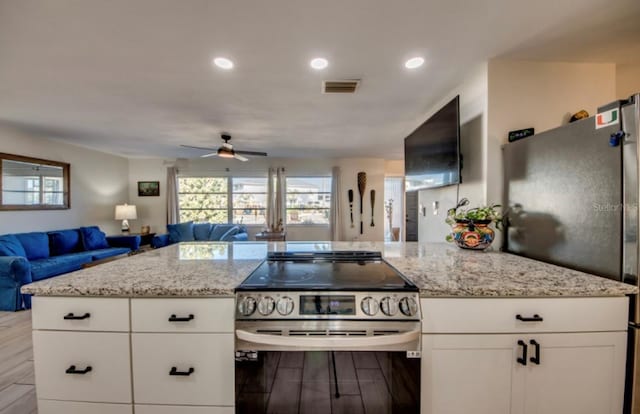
267, 167, 275, 230
330, 166, 343, 241
266, 167, 286, 231
166, 166, 179, 225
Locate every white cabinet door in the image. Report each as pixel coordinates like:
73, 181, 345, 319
422, 334, 524, 414
132, 333, 234, 406
523, 332, 627, 414
38, 400, 132, 414
33, 331, 132, 403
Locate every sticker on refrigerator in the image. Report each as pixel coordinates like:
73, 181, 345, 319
596, 108, 619, 129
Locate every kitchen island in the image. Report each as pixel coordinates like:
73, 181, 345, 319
21, 242, 637, 414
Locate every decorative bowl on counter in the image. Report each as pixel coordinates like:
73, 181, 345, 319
449, 219, 495, 250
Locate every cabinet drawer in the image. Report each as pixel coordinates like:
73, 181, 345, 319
421, 297, 628, 334
136, 405, 234, 414
33, 331, 132, 403
131, 298, 234, 333
132, 333, 234, 406
38, 400, 132, 414
32, 297, 129, 332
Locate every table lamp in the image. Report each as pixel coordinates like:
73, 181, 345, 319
115, 204, 137, 233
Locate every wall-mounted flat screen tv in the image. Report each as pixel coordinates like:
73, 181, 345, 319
404, 95, 460, 191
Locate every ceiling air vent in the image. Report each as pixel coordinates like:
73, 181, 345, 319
323, 80, 360, 94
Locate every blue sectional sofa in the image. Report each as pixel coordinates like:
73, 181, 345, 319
151, 222, 248, 248
0, 227, 140, 311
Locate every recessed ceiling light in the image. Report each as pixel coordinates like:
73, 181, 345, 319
213, 57, 234, 70
405, 57, 425, 69
310, 58, 329, 70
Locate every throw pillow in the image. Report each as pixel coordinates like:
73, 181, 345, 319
80, 226, 110, 250
167, 221, 195, 243
0, 234, 27, 258
220, 225, 241, 241
209, 224, 232, 241
193, 223, 212, 241
15, 232, 49, 260
48, 229, 83, 256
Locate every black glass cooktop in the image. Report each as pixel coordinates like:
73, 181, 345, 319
236, 251, 417, 292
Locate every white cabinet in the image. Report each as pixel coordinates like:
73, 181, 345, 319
421, 297, 628, 414
131, 333, 235, 406
31, 296, 236, 413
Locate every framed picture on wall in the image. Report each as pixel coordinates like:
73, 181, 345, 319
138, 181, 160, 197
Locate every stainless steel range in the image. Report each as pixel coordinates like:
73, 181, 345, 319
234, 251, 421, 413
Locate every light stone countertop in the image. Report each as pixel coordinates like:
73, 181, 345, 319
21, 241, 638, 298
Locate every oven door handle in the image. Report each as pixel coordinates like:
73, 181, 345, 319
235, 328, 420, 348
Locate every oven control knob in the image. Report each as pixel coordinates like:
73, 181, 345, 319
258, 296, 276, 316
399, 297, 418, 317
360, 297, 379, 316
237, 296, 257, 317
276, 296, 295, 316
380, 297, 399, 316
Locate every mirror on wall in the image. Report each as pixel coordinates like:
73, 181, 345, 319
0, 153, 70, 210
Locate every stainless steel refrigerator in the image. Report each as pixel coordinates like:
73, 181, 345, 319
503, 93, 640, 414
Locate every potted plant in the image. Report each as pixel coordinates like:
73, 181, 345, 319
445, 198, 502, 250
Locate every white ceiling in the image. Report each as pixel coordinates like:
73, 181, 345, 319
0, 0, 639, 160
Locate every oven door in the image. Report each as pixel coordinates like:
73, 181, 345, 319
235, 321, 421, 413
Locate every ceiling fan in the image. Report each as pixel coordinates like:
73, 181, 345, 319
181, 134, 268, 162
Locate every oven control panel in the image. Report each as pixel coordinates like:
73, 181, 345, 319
235, 291, 421, 321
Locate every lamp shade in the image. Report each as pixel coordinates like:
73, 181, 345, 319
115, 204, 137, 220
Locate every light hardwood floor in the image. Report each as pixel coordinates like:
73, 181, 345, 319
0, 311, 36, 414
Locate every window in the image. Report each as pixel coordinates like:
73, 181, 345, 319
178, 177, 267, 225
0, 153, 70, 210
286, 177, 331, 225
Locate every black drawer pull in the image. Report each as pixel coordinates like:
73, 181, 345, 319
517, 340, 528, 366
529, 339, 541, 365
516, 314, 543, 322
65, 365, 92, 375
168, 314, 195, 322
63, 313, 91, 320
169, 367, 195, 376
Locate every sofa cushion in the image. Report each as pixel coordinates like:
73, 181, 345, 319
90, 247, 130, 261
48, 229, 83, 256
15, 232, 49, 260
209, 224, 236, 241
80, 226, 110, 250
220, 225, 241, 241
0, 235, 27, 258
167, 221, 195, 243
30, 253, 93, 281
193, 223, 212, 241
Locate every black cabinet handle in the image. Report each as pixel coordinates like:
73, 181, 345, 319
169, 367, 195, 376
168, 314, 195, 322
63, 313, 91, 320
529, 339, 541, 365
517, 340, 528, 366
65, 365, 92, 375
516, 314, 543, 322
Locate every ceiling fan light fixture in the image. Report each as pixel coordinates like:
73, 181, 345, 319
217, 148, 235, 158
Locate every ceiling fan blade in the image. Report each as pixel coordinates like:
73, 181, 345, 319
201, 152, 219, 158
180, 144, 217, 151
222, 142, 233, 150
235, 150, 268, 157
234, 154, 249, 162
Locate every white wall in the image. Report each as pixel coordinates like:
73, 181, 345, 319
0, 125, 129, 234
617, 63, 640, 99
142, 156, 391, 241
128, 158, 168, 235
417, 63, 488, 243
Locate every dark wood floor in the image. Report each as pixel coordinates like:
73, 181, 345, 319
236, 350, 420, 414
0, 311, 36, 414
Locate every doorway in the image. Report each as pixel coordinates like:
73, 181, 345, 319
383, 178, 404, 241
